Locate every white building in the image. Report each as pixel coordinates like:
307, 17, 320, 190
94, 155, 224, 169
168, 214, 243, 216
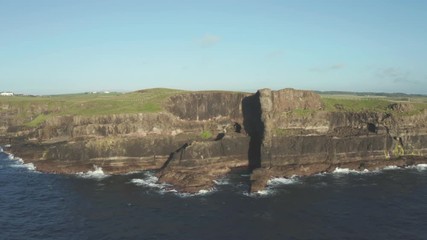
0, 92, 14, 96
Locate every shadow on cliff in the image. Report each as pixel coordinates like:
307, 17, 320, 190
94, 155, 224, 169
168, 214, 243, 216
242, 91, 263, 171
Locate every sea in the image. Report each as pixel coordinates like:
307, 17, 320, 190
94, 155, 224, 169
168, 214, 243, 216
1, 148, 427, 240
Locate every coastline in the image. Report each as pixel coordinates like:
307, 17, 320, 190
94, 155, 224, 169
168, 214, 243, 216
1, 88, 427, 193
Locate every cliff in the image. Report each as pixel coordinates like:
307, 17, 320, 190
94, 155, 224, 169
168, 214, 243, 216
248, 89, 427, 192
1, 88, 426, 193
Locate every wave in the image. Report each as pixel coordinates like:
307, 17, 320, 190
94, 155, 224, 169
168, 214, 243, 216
130, 172, 177, 195
409, 164, 427, 171
175, 188, 216, 198
20, 162, 36, 171
333, 167, 371, 174
131, 174, 169, 190
76, 165, 109, 180
11, 162, 37, 171
334, 164, 427, 173
383, 165, 400, 170
267, 176, 299, 186
333, 163, 427, 175
243, 176, 299, 198
131, 171, 216, 197
243, 189, 276, 198
417, 164, 427, 170
7, 156, 37, 172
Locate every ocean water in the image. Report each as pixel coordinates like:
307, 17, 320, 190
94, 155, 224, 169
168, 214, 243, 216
1, 151, 427, 240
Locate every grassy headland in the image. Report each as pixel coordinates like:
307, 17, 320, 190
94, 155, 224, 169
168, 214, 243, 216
1, 88, 185, 127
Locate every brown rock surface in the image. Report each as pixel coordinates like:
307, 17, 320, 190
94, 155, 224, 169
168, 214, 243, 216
2, 88, 427, 193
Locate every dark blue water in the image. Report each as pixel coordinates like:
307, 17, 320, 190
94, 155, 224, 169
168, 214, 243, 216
1, 151, 427, 240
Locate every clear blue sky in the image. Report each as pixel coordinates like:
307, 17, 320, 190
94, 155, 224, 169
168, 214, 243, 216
1, 0, 427, 94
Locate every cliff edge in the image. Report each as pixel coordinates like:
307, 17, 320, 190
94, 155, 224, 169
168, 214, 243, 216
1, 88, 426, 193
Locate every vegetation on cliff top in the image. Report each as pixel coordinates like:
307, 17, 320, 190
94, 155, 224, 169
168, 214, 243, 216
320, 94, 426, 116
1, 88, 185, 127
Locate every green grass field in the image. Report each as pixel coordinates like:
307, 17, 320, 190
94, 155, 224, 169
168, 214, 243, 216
3, 88, 184, 114
1, 88, 185, 127
319, 93, 427, 115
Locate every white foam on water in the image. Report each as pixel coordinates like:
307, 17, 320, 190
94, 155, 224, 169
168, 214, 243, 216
243, 176, 299, 198
131, 176, 167, 189
256, 189, 275, 196
0, 146, 3, 152
267, 176, 299, 186
406, 164, 426, 171
198, 189, 210, 194
23, 162, 36, 171
333, 167, 359, 174
383, 165, 400, 170
76, 165, 109, 180
8, 156, 37, 172
175, 188, 216, 198
123, 170, 143, 175
131, 171, 217, 197
333, 167, 371, 175
314, 172, 328, 176
130, 171, 175, 194
415, 164, 427, 171
243, 189, 276, 198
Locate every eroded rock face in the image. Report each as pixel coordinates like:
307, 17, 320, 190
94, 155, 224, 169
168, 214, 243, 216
241, 88, 427, 192
3, 88, 427, 194
271, 88, 323, 112
166, 92, 248, 121
156, 134, 249, 193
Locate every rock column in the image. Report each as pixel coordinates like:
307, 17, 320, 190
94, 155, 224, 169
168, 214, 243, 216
258, 89, 273, 168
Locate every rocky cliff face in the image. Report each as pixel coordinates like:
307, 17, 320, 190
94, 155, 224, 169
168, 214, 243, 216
2, 88, 426, 193
166, 91, 248, 121
245, 89, 427, 192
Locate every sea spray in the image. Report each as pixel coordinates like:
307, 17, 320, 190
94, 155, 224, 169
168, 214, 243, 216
333, 167, 368, 174
243, 189, 276, 198
383, 165, 400, 170
175, 188, 217, 198
267, 176, 299, 186
412, 164, 427, 171
131, 171, 176, 194
7, 156, 37, 172
244, 176, 299, 198
131, 171, 216, 197
76, 165, 109, 180
131, 173, 168, 190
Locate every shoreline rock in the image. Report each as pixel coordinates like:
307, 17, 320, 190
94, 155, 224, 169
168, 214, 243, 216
2, 88, 427, 193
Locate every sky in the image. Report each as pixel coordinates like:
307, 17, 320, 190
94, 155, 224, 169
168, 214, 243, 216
1, 0, 427, 95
